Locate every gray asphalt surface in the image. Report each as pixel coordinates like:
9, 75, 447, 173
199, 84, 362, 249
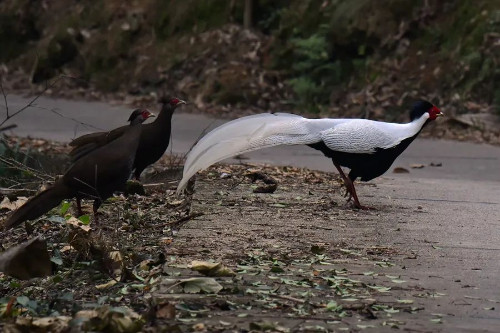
2, 95, 500, 330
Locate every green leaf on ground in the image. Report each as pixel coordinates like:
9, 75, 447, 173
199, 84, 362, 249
78, 215, 90, 225
60, 201, 71, 215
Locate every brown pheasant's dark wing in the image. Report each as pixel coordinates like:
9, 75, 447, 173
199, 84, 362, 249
64, 122, 143, 200
69, 125, 128, 162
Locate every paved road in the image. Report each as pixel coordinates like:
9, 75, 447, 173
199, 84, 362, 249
1, 95, 500, 183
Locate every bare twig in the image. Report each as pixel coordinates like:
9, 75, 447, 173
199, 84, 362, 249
0, 75, 70, 127
0, 156, 54, 182
0, 137, 58, 177
142, 183, 168, 187
0, 177, 46, 189
270, 294, 307, 304
30, 105, 103, 131
155, 212, 204, 229
0, 187, 37, 197
160, 280, 185, 293
0, 81, 9, 118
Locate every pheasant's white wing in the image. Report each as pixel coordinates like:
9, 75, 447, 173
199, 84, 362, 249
320, 120, 402, 154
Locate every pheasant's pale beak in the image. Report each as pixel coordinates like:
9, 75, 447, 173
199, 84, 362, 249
436, 112, 444, 117
178, 100, 187, 105
148, 112, 156, 118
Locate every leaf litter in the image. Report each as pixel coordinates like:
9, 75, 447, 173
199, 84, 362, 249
0, 162, 447, 331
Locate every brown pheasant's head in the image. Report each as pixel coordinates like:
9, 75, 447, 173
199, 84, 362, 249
159, 96, 187, 112
128, 109, 155, 122
169, 97, 186, 107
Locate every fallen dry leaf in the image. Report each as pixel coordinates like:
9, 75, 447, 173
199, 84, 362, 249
108, 251, 125, 277
410, 164, 425, 169
60, 245, 75, 253
66, 217, 91, 232
193, 323, 206, 331
8, 315, 72, 333
190, 260, 236, 277
32, 316, 72, 331
156, 302, 176, 319
0, 196, 28, 211
161, 277, 224, 294
74, 306, 144, 333
95, 279, 118, 290
393, 167, 410, 173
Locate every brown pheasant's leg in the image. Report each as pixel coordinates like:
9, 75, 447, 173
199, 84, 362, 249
76, 197, 83, 216
92, 200, 101, 224
331, 161, 370, 210
133, 168, 142, 181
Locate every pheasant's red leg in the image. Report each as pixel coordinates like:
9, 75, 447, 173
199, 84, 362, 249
332, 161, 372, 210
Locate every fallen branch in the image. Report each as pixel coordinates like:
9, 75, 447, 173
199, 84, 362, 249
155, 212, 204, 229
271, 294, 308, 304
0, 124, 17, 132
142, 183, 168, 187
0, 187, 37, 198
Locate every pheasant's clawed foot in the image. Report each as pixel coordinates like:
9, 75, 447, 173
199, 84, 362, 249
352, 202, 377, 210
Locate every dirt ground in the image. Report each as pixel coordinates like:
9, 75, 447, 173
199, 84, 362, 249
154, 163, 500, 332
0, 163, 432, 332
165, 165, 443, 332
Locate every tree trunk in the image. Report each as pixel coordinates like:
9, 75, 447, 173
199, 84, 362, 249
244, 0, 253, 30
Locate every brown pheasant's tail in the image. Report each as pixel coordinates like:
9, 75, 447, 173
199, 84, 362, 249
3, 179, 73, 230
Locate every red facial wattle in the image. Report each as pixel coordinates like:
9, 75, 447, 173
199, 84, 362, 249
429, 106, 442, 120
141, 110, 153, 119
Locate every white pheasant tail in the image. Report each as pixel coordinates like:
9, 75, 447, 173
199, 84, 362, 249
177, 111, 431, 193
